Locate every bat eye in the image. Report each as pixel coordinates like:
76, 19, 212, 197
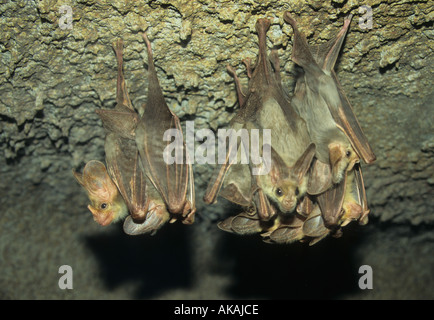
295, 188, 299, 196
346, 150, 352, 157
275, 188, 283, 197
100, 203, 108, 209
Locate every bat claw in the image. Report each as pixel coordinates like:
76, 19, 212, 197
242, 58, 252, 79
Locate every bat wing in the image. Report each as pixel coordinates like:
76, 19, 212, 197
302, 205, 329, 238
353, 163, 370, 225
219, 163, 252, 207
329, 71, 376, 163
123, 214, 161, 236
231, 212, 263, 235
283, 12, 324, 79
123, 203, 169, 236
135, 33, 195, 218
267, 218, 304, 244
218, 211, 263, 235
252, 184, 276, 221
203, 124, 243, 204
104, 132, 149, 222
285, 12, 375, 164
313, 14, 376, 164
307, 158, 333, 195
96, 108, 138, 140
96, 39, 139, 140
317, 172, 346, 228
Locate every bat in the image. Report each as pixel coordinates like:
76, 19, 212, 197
90, 34, 195, 235
94, 39, 171, 235
73, 160, 128, 226
204, 18, 316, 222
283, 11, 375, 230
263, 204, 330, 246
284, 12, 376, 188
135, 33, 196, 224
257, 194, 331, 245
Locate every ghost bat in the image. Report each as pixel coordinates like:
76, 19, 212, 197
284, 12, 374, 229
204, 18, 316, 221
73, 160, 128, 226
93, 35, 195, 234
263, 204, 330, 246
135, 33, 196, 224
93, 39, 171, 235
284, 12, 375, 188
315, 163, 369, 228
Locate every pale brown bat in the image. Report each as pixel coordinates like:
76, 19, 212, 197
204, 18, 316, 221
92, 35, 195, 234
315, 163, 368, 228
135, 33, 196, 224
94, 39, 171, 235
284, 12, 374, 229
284, 12, 376, 188
73, 160, 128, 226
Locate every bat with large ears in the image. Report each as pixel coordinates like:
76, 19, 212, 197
284, 12, 375, 188
135, 33, 196, 224
204, 18, 315, 221
95, 39, 171, 235
73, 160, 129, 226
91, 35, 195, 234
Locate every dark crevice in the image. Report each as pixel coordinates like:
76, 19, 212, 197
379, 61, 397, 74
412, 19, 433, 30
330, 0, 347, 9
179, 34, 192, 47
0, 114, 16, 124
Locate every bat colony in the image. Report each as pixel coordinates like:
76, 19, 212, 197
73, 11, 376, 245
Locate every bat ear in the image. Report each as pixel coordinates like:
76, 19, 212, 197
72, 170, 84, 186
263, 145, 288, 184
293, 143, 316, 182
81, 160, 113, 200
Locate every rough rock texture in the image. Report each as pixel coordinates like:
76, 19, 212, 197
0, 0, 433, 299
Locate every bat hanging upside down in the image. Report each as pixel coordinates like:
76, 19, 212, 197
204, 12, 375, 245
74, 33, 196, 235
73, 10, 375, 245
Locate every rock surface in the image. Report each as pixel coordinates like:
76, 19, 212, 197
0, 0, 432, 299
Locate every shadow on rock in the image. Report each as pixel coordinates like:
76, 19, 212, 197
84, 222, 193, 299
214, 222, 368, 299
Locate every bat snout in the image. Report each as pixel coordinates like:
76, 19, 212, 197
280, 196, 297, 214
88, 205, 114, 226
